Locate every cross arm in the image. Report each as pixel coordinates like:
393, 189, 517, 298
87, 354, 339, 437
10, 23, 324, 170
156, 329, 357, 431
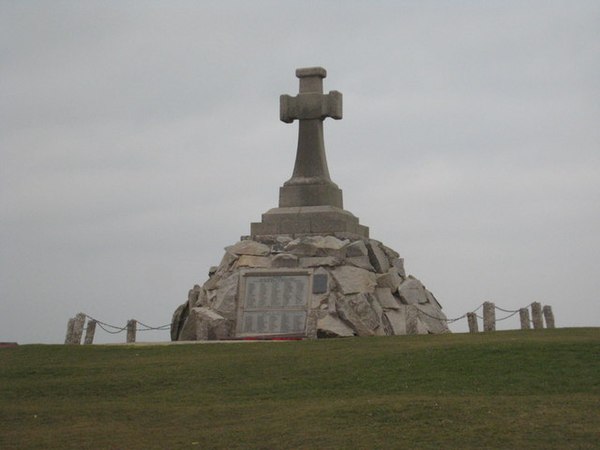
280, 90, 343, 123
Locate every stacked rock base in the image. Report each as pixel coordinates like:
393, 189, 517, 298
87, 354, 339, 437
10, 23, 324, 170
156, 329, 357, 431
171, 235, 449, 341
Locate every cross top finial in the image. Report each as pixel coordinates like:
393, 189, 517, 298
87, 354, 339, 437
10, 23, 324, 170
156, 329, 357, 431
280, 66, 342, 123
296, 67, 327, 93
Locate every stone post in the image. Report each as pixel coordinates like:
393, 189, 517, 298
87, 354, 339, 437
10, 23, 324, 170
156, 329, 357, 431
519, 308, 531, 330
83, 320, 97, 345
531, 302, 544, 329
126, 319, 137, 343
71, 313, 86, 345
64, 318, 75, 344
483, 301, 495, 332
406, 305, 418, 335
467, 312, 479, 333
542, 305, 555, 329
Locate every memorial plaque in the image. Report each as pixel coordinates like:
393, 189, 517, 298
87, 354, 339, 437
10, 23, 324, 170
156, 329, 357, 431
312, 274, 328, 294
238, 271, 311, 337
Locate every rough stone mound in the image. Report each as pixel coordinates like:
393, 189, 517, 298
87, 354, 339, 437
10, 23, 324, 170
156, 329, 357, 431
171, 235, 449, 340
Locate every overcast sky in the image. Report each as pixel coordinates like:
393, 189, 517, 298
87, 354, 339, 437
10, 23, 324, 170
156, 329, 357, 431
1, 1, 599, 344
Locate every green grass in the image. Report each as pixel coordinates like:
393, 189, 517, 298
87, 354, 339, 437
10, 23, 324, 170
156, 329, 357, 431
1, 328, 599, 449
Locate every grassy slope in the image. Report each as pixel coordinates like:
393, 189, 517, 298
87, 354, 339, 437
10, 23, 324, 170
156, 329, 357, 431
0, 328, 599, 449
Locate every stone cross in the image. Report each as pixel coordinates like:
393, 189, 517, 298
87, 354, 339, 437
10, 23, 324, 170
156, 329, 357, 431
278, 67, 344, 208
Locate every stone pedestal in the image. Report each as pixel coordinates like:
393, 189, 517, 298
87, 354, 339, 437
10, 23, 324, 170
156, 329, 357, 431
251, 205, 369, 238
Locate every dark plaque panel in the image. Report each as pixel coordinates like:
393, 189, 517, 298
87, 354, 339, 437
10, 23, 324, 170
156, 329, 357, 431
312, 274, 328, 294
239, 273, 310, 336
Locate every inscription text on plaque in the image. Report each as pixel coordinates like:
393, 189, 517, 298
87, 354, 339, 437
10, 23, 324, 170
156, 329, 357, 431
237, 271, 311, 337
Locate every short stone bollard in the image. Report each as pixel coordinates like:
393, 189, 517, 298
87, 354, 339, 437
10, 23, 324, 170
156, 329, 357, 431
84, 320, 97, 345
64, 318, 76, 344
406, 305, 418, 335
71, 313, 86, 345
519, 308, 531, 330
483, 301, 496, 332
126, 319, 137, 343
467, 312, 479, 333
531, 302, 544, 329
542, 305, 555, 329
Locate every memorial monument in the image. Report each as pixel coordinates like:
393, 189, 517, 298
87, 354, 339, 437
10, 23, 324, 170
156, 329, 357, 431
171, 67, 449, 340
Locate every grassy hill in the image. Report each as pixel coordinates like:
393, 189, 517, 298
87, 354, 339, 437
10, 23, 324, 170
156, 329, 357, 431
1, 328, 599, 449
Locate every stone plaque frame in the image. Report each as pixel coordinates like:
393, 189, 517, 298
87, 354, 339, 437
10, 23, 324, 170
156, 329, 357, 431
236, 269, 313, 338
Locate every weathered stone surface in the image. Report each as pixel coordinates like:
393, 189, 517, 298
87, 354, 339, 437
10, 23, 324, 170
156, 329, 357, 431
227, 240, 270, 256
425, 289, 442, 309
380, 311, 394, 335
366, 293, 387, 336
317, 313, 355, 337
64, 318, 75, 345
345, 256, 374, 271
71, 313, 86, 345
467, 312, 479, 333
126, 319, 136, 343
217, 251, 238, 272
531, 302, 544, 329
83, 320, 96, 345
171, 303, 188, 341
336, 293, 381, 336
519, 308, 531, 329
543, 305, 555, 328
483, 301, 495, 332
385, 307, 407, 334
311, 292, 329, 309
187, 284, 202, 309
346, 240, 368, 257
381, 244, 400, 260
416, 303, 450, 334
331, 265, 377, 294
300, 256, 340, 268
327, 292, 337, 313
252, 206, 368, 238
305, 310, 321, 339
285, 235, 348, 257
211, 273, 239, 320
391, 258, 406, 277
366, 240, 390, 273
203, 274, 221, 291
374, 287, 400, 309
398, 277, 428, 305
271, 253, 299, 268
192, 307, 232, 340
376, 268, 403, 292
178, 312, 197, 340
236, 255, 271, 268
406, 305, 419, 335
